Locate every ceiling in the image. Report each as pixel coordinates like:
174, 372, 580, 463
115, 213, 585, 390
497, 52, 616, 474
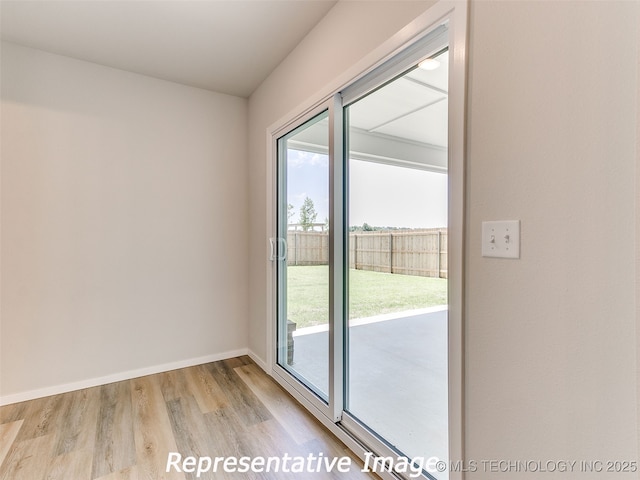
349, 50, 449, 149
2, 1, 449, 171
289, 50, 449, 172
0, 0, 337, 98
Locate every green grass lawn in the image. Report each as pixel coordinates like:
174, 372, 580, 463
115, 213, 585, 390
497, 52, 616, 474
286, 265, 447, 328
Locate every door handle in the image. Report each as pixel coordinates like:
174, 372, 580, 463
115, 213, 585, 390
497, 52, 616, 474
278, 238, 288, 261
269, 238, 277, 261
269, 237, 288, 261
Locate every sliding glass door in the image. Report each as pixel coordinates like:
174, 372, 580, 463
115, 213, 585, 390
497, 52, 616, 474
344, 48, 449, 473
275, 110, 330, 401
271, 12, 465, 477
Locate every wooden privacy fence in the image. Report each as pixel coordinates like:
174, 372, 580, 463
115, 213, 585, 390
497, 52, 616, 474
287, 228, 447, 279
286, 231, 329, 266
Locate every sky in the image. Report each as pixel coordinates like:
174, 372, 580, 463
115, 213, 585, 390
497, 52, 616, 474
287, 150, 330, 225
286, 149, 447, 229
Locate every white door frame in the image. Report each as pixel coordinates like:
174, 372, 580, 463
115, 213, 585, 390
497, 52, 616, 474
264, 1, 468, 478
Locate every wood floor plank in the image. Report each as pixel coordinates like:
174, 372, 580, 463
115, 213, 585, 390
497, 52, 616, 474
0, 401, 28, 424
1, 356, 378, 480
245, 417, 304, 458
165, 395, 209, 458
243, 427, 300, 480
43, 448, 93, 480
92, 382, 136, 479
204, 361, 271, 426
158, 369, 190, 403
166, 395, 234, 480
130, 375, 184, 480
164, 398, 200, 474
14, 394, 65, 442
234, 363, 320, 444
0, 420, 23, 467
222, 356, 252, 369
202, 406, 246, 459
94, 465, 140, 480
0, 433, 55, 480
244, 419, 368, 480
183, 365, 228, 413
53, 386, 101, 456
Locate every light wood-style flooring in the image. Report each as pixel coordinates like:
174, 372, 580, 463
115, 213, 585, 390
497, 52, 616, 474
0, 356, 375, 479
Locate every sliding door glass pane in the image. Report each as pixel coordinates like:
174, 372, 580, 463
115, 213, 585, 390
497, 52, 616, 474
345, 50, 449, 469
277, 111, 330, 400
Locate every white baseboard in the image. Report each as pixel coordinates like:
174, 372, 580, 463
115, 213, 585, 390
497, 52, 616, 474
0, 348, 249, 406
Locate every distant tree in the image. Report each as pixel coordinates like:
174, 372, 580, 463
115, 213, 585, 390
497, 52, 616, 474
287, 203, 295, 224
362, 222, 374, 231
299, 196, 317, 231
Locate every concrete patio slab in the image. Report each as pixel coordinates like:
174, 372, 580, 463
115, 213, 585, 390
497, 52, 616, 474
288, 308, 449, 474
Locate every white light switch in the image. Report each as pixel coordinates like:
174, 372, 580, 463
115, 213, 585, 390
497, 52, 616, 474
482, 220, 520, 259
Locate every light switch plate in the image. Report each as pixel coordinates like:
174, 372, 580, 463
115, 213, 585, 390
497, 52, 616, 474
482, 220, 520, 258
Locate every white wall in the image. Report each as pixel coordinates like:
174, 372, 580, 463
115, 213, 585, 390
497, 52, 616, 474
466, 2, 638, 476
1, 43, 249, 401
637, 12, 640, 466
248, 0, 639, 476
